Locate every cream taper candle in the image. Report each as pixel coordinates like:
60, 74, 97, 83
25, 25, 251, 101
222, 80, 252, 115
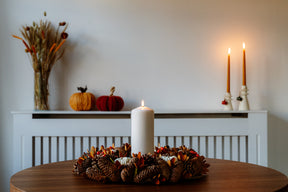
227, 48, 231, 93
131, 100, 154, 155
242, 42, 246, 86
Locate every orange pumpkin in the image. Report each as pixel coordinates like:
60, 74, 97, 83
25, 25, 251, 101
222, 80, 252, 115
69, 86, 96, 111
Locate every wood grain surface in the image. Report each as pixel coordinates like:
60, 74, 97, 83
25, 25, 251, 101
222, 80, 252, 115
10, 159, 288, 192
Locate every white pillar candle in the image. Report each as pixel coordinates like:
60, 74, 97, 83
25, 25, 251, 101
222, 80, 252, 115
131, 100, 154, 155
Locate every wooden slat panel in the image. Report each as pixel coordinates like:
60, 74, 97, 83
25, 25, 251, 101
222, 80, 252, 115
66, 137, 73, 160
106, 137, 113, 148
231, 136, 239, 161
239, 136, 246, 162
58, 137, 65, 161
175, 136, 182, 147
192, 136, 199, 152
199, 136, 206, 156
154, 137, 159, 148
74, 137, 82, 159
207, 136, 215, 158
183, 136, 190, 148
167, 136, 174, 147
51, 137, 57, 163
90, 137, 97, 148
215, 136, 223, 159
122, 137, 129, 145
223, 136, 231, 160
42, 137, 49, 164
34, 137, 41, 166
159, 136, 166, 147
99, 137, 105, 147
115, 137, 121, 147
82, 137, 90, 153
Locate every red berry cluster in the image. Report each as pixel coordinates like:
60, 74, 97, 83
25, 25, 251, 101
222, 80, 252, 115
155, 146, 169, 155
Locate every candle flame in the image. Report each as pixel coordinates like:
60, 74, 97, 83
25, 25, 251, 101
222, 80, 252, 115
243, 42, 245, 49
228, 48, 231, 54
141, 100, 144, 107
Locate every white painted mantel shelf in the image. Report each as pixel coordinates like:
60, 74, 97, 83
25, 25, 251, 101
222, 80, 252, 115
12, 110, 267, 175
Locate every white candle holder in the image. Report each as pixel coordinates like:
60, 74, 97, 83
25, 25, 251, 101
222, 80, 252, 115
223, 92, 233, 111
238, 85, 250, 111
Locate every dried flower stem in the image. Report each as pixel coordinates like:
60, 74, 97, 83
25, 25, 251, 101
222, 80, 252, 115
22, 40, 31, 51
49, 43, 56, 53
54, 39, 66, 53
12, 35, 23, 40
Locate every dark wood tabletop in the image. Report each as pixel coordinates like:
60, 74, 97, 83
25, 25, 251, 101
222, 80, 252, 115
10, 158, 288, 192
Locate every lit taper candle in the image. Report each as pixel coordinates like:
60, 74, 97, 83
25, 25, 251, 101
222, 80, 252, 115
242, 43, 246, 86
227, 48, 231, 93
131, 100, 154, 155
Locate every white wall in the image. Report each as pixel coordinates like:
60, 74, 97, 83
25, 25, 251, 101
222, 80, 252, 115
1, 0, 288, 191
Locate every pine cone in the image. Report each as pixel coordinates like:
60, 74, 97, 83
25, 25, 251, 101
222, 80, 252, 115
115, 143, 131, 157
142, 154, 157, 166
86, 167, 109, 183
73, 157, 92, 175
111, 169, 122, 183
97, 156, 114, 177
134, 165, 161, 184
170, 161, 184, 183
157, 158, 170, 181
97, 156, 121, 182
73, 162, 80, 175
83, 158, 92, 168
185, 156, 210, 177
121, 163, 136, 183
128, 157, 139, 165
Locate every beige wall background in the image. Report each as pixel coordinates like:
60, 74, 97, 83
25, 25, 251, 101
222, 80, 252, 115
1, 0, 288, 191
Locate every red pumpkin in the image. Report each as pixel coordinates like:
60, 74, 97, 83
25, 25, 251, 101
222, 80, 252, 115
96, 87, 124, 111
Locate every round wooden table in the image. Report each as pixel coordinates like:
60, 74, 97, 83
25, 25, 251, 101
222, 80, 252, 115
10, 159, 288, 192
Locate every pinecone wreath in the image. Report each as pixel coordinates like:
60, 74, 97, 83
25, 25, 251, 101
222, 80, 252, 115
73, 144, 210, 185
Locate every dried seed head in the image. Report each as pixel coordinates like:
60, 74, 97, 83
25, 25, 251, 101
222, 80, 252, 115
44, 11, 47, 17
61, 32, 68, 39
59, 22, 66, 26
26, 26, 30, 31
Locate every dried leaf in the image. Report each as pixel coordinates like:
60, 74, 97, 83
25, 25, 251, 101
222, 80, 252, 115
137, 152, 141, 160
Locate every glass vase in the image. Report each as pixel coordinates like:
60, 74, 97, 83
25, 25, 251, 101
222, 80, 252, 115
34, 71, 49, 110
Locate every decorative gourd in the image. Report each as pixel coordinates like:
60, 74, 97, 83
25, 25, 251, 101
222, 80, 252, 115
96, 87, 124, 111
69, 86, 96, 111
